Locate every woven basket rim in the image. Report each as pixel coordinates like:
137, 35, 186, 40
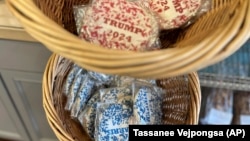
42, 53, 201, 141
5, 0, 250, 79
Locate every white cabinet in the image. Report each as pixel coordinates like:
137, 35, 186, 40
0, 39, 57, 141
1, 70, 57, 141
0, 76, 30, 141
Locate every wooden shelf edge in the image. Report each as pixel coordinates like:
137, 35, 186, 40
0, 27, 37, 42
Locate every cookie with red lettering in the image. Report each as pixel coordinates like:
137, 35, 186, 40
143, 0, 201, 29
80, 0, 160, 51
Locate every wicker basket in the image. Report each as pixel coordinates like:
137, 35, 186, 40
43, 53, 201, 141
6, 0, 250, 79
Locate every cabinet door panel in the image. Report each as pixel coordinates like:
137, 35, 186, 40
0, 76, 30, 141
0, 40, 51, 72
1, 70, 57, 141
0, 102, 20, 140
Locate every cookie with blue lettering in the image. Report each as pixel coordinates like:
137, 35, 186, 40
132, 82, 163, 124
95, 103, 132, 141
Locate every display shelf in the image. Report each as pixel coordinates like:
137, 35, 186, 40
198, 39, 250, 91
199, 73, 250, 91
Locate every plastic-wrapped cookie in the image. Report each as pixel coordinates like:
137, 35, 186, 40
64, 72, 87, 111
99, 87, 132, 103
78, 91, 100, 140
115, 75, 156, 87
136, 78, 157, 86
95, 103, 132, 141
80, 0, 160, 51
117, 95, 133, 108
86, 90, 101, 107
87, 70, 114, 86
132, 82, 164, 124
143, 0, 202, 29
63, 64, 86, 96
73, 5, 88, 34
70, 76, 95, 118
114, 76, 136, 87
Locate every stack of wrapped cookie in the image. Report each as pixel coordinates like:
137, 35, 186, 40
62, 0, 212, 140
74, 0, 211, 51
63, 64, 165, 140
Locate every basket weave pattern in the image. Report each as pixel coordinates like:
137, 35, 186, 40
43, 54, 201, 141
6, 0, 250, 78
5, 0, 249, 140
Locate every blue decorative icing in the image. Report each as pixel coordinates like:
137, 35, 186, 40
65, 73, 86, 111
81, 103, 98, 140
88, 71, 114, 84
133, 85, 163, 124
86, 91, 100, 106
78, 91, 100, 140
71, 76, 95, 117
64, 65, 81, 95
134, 86, 151, 124
79, 77, 95, 106
95, 103, 132, 141
87, 103, 98, 139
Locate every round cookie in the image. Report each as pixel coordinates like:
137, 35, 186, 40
80, 0, 159, 51
144, 0, 202, 29
95, 103, 132, 141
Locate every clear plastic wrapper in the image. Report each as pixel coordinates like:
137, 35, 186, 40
192, 0, 212, 18
87, 71, 114, 86
115, 75, 156, 87
73, 5, 88, 35
183, 0, 212, 27
78, 92, 100, 140
117, 95, 133, 108
79, 106, 96, 140
70, 76, 96, 118
63, 64, 86, 96
140, 0, 212, 29
114, 76, 136, 87
131, 81, 165, 124
136, 78, 157, 86
100, 87, 132, 103
78, 0, 161, 51
64, 73, 87, 111
201, 88, 234, 125
95, 103, 132, 141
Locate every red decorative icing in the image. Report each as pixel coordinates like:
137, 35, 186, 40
145, 0, 201, 29
80, 0, 159, 51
